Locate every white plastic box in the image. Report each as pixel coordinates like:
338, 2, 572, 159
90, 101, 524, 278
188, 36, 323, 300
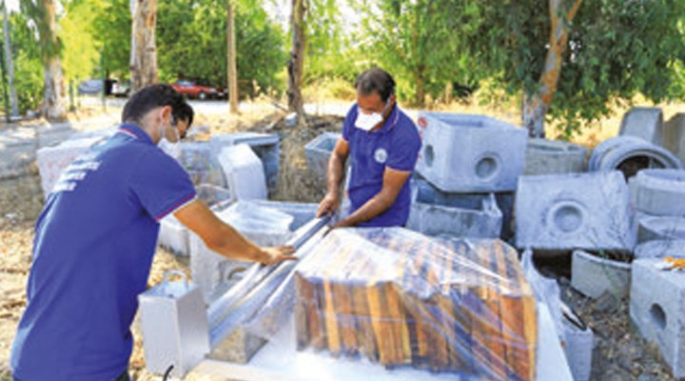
415, 112, 527, 192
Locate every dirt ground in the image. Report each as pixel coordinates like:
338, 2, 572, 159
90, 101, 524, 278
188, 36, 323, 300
0, 100, 682, 380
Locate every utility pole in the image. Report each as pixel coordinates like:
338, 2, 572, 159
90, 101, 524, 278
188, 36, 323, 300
2, 0, 18, 118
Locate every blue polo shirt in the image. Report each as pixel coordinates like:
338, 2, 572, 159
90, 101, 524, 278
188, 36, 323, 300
10, 124, 196, 381
342, 104, 421, 227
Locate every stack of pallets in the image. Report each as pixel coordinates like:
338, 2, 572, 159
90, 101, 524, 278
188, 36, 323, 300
294, 228, 537, 381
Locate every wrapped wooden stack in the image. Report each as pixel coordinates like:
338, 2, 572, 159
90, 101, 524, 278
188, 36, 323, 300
294, 228, 537, 381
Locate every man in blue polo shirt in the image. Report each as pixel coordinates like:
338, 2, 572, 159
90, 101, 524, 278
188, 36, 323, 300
317, 68, 421, 227
10, 84, 296, 381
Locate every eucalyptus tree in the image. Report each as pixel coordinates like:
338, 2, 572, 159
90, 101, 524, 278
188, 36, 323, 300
452, 0, 685, 137
21, 0, 65, 120
130, 0, 158, 91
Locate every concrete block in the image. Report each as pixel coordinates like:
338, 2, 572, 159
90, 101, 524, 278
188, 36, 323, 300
217, 144, 267, 200
524, 138, 587, 175
638, 216, 685, 243
562, 318, 594, 381
632, 169, 685, 217
631, 258, 685, 378
588, 136, 682, 179
516, 171, 636, 251
210, 132, 280, 193
190, 201, 294, 302
179, 142, 227, 188
635, 240, 685, 260
663, 113, 685, 166
304, 132, 341, 180
571, 250, 631, 299
36, 137, 101, 198
619, 107, 663, 145
415, 112, 527, 192
406, 178, 502, 239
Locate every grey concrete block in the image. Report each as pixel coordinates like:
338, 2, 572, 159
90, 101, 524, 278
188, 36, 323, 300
217, 144, 267, 200
588, 136, 682, 179
632, 169, 685, 217
516, 171, 636, 251
571, 250, 631, 299
619, 107, 664, 145
663, 113, 685, 166
210, 132, 280, 194
638, 216, 685, 243
304, 132, 341, 180
415, 112, 527, 192
630, 258, 685, 378
634, 240, 685, 260
406, 178, 502, 239
36, 137, 101, 198
179, 142, 228, 188
524, 138, 587, 175
562, 318, 594, 381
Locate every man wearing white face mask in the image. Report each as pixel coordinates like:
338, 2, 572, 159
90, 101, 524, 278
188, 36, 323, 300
316, 68, 421, 228
10, 84, 296, 381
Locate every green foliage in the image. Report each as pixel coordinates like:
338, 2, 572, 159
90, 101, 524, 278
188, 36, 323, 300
452, 0, 685, 135
5, 11, 43, 113
60, 0, 101, 82
350, 0, 483, 106
89, 0, 131, 79
157, 0, 286, 98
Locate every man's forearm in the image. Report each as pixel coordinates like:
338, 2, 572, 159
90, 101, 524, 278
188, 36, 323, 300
326, 153, 346, 195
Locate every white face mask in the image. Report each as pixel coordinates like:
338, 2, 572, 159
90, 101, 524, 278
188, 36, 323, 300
158, 120, 182, 160
354, 101, 389, 131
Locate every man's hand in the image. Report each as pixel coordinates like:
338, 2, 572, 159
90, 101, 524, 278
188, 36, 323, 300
316, 191, 341, 218
256, 245, 297, 266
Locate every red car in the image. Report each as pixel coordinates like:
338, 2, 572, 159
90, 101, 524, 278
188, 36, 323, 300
171, 80, 226, 100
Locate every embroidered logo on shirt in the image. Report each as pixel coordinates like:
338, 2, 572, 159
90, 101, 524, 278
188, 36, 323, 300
374, 148, 388, 164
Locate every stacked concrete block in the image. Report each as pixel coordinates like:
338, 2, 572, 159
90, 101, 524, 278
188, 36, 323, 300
618, 107, 664, 145
632, 169, 685, 217
406, 178, 502, 239
304, 132, 341, 180
516, 171, 636, 252
638, 217, 685, 243
663, 113, 685, 166
210, 132, 280, 193
571, 250, 631, 299
631, 258, 685, 378
561, 317, 594, 381
415, 112, 527, 192
190, 201, 295, 302
217, 144, 267, 200
36, 137, 101, 198
524, 138, 587, 175
179, 142, 227, 188
634, 240, 685, 260
588, 136, 681, 180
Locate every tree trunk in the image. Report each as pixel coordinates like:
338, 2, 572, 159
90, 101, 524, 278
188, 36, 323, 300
130, 0, 158, 93
522, 0, 583, 138
287, 0, 306, 126
42, 0, 64, 121
3, 2, 18, 117
227, 0, 239, 114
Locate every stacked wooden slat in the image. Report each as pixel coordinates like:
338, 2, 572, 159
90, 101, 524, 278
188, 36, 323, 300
294, 228, 537, 380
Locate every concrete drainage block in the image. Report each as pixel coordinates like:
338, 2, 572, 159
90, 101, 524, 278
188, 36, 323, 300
634, 240, 685, 260
631, 258, 685, 378
406, 179, 502, 239
632, 169, 685, 217
637, 216, 685, 243
588, 136, 682, 180
304, 132, 341, 181
36, 137, 102, 198
619, 107, 664, 145
218, 144, 268, 200
516, 171, 636, 251
663, 113, 685, 166
524, 138, 587, 175
571, 250, 631, 299
415, 112, 527, 192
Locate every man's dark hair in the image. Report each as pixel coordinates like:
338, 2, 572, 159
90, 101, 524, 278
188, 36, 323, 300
121, 84, 190, 126
173, 102, 194, 129
354, 68, 396, 102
